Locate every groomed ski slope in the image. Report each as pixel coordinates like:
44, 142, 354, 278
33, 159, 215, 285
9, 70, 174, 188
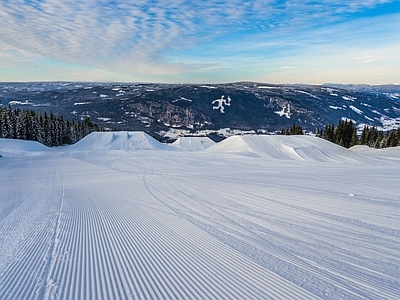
1, 132, 400, 299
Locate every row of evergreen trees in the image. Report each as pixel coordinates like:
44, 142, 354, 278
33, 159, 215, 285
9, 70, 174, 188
358, 125, 400, 148
320, 120, 359, 148
282, 120, 400, 149
321, 120, 400, 149
0, 106, 101, 147
280, 124, 304, 135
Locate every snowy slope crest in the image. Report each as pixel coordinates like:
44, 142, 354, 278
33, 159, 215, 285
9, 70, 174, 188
171, 137, 215, 151
350, 145, 400, 162
70, 131, 165, 151
0, 138, 50, 157
206, 135, 369, 162
0, 133, 384, 164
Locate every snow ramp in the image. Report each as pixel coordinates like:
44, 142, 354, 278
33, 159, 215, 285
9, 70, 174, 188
70, 131, 166, 151
170, 137, 215, 151
350, 145, 400, 162
0, 138, 50, 157
206, 135, 368, 162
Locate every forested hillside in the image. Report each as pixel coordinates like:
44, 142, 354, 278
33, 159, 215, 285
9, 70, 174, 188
281, 120, 400, 149
2, 82, 400, 137
322, 120, 400, 149
0, 106, 100, 147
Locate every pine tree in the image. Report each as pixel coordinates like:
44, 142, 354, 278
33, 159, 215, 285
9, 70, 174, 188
281, 124, 303, 135
316, 128, 323, 138
0, 108, 6, 138
7, 106, 17, 139
366, 127, 379, 148
359, 126, 368, 145
350, 128, 359, 148
16, 110, 27, 140
323, 124, 335, 142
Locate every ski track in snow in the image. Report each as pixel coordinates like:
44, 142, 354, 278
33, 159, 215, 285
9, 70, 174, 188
1, 135, 400, 299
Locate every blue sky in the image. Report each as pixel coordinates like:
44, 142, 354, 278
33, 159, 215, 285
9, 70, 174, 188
0, 0, 399, 84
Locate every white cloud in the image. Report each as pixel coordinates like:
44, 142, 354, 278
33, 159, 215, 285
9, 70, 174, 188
280, 66, 295, 70
355, 55, 385, 64
0, 0, 398, 82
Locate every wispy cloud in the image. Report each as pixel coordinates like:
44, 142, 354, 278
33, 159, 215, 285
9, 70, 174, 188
355, 55, 385, 64
0, 0, 399, 82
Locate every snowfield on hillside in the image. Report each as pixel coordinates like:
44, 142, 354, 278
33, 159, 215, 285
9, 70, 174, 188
1, 132, 400, 299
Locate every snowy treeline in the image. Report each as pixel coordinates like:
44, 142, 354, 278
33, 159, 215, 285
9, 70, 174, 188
322, 120, 400, 149
282, 120, 400, 149
0, 106, 100, 147
280, 124, 304, 135
358, 125, 400, 148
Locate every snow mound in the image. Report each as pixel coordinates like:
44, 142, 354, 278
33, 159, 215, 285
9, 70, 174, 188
70, 131, 165, 151
171, 137, 215, 151
0, 138, 50, 157
206, 135, 368, 162
350, 145, 400, 161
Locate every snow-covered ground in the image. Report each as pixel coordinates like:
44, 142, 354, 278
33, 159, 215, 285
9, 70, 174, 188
1, 132, 400, 299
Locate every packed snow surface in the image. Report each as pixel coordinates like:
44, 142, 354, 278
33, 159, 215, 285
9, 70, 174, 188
70, 131, 166, 151
351, 145, 400, 161
171, 136, 215, 151
0, 138, 50, 156
206, 135, 369, 163
1, 132, 400, 299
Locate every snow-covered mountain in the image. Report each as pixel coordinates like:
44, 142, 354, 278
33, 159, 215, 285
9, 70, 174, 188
1, 133, 400, 299
1, 82, 400, 139
325, 83, 400, 102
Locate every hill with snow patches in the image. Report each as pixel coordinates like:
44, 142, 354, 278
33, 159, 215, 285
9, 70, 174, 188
1, 132, 400, 299
2, 82, 400, 139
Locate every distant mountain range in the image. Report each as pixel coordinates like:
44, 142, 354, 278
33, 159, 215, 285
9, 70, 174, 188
1, 82, 399, 139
